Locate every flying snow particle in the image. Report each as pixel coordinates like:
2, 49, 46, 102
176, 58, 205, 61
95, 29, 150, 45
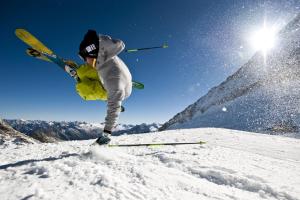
222, 107, 227, 112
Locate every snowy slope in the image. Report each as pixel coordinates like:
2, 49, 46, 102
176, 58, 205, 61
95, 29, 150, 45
160, 14, 300, 135
0, 128, 299, 200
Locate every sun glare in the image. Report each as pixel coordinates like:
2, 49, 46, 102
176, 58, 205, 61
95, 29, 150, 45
249, 20, 279, 63
251, 27, 276, 52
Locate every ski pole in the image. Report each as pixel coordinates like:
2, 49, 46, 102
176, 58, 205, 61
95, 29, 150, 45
107, 141, 206, 147
125, 43, 168, 53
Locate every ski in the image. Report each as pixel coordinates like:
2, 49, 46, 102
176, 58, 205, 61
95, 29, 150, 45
106, 141, 206, 147
15, 28, 53, 55
16, 29, 80, 80
26, 47, 78, 67
26, 47, 52, 62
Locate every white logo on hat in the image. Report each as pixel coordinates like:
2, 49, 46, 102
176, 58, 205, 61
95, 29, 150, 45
86, 44, 96, 53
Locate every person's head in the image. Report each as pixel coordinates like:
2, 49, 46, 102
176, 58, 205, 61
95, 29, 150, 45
79, 30, 99, 64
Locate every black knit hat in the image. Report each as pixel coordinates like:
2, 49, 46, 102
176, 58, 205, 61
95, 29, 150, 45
79, 30, 99, 60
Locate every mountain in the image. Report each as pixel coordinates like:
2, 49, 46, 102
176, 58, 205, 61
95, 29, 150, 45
1, 128, 299, 200
0, 119, 36, 145
160, 13, 300, 136
4, 119, 161, 142
4, 119, 102, 142
114, 123, 161, 136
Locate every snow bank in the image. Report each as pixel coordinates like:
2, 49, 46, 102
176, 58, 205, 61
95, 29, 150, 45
0, 128, 299, 200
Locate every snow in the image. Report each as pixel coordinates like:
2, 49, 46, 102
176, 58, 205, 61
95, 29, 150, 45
1, 128, 299, 200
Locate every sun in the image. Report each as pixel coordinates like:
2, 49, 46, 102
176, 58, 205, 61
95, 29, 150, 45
251, 27, 276, 52
249, 20, 279, 60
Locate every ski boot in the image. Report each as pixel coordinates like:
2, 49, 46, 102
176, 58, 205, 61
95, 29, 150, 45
95, 131, 111, 145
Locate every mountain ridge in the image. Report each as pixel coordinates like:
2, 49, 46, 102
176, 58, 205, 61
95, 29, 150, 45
3, 119, 161, 142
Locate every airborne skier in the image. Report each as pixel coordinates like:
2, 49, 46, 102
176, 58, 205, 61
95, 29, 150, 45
78, 30, 132, 145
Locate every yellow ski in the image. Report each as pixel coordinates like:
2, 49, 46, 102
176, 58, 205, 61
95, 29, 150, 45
26, 48, 52, 62
15, 28, 53, 55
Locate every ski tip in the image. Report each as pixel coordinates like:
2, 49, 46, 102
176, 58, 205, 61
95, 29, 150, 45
15, 28, 21, 36
15, 28, 26, 35
15, 28, 23, 32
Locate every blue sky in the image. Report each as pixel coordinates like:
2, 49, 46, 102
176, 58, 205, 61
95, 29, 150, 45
0, 0, 298, 124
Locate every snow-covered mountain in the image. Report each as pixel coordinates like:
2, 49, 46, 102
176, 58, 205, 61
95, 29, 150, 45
1, 128, 299, 200
160, 14, 300, 136
0, 119, 36, 145
4, 119, 103, 142
114, 123, 161, 136
4, 119, 161, 142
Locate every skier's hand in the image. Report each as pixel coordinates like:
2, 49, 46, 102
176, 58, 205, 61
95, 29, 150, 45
65, 60, 77, 68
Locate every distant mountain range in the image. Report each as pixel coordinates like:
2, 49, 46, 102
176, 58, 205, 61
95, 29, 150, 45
160, 13, 300, 136
2, 119, 161, 143
0, 119, 36, 145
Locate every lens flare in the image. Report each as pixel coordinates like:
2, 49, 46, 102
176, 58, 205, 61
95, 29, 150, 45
249, 20, 279, 64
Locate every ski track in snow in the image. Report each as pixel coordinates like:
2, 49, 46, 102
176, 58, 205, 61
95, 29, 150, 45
0, 128, 300, 200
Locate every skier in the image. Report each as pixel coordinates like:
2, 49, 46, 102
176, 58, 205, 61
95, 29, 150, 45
78, 30, 132, 145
